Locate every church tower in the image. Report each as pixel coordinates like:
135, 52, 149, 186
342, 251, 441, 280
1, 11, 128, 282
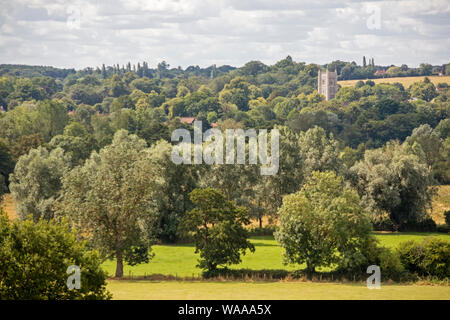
318, 69, 338, 100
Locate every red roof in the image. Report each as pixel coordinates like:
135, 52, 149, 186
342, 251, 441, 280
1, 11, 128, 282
179, 117, 196, 124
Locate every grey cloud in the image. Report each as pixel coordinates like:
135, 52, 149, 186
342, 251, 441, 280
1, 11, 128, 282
0, 0, 448, 69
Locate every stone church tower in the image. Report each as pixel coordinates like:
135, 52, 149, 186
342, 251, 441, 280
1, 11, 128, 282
318, 69, 337, 100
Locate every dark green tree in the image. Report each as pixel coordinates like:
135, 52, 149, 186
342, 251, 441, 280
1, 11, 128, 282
180, 188, 255, 272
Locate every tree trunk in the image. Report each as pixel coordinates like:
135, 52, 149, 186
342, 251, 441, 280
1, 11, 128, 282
115, 250, 124, 278
259, 216, 263, 229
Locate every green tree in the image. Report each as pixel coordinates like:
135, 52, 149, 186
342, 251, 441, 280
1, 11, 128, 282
180, 188, 255, 272
9, 147, 70, 221
404, 124, 442, 169
0, 211, 111, 300
275, 171, 372, 273
350, 141, 435, 228
0, 138, 14, 192
299, 126, 343, 178
408, 80, 437, 102
149, 140, 197, 242
57, 130, 159, 277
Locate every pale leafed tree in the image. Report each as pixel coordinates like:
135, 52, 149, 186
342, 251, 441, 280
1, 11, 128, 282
9, 146, 70, 221
57, 130, 160, 277
349, 141, 435, 228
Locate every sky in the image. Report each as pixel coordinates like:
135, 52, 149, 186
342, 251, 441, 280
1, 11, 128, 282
0, 0, 449, 70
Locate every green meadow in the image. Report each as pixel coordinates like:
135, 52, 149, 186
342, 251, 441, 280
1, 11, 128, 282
102, 233, 450, 278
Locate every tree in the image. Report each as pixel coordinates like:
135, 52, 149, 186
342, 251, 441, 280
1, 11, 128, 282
275, 171, 372, 273
408, 81, 437, 102
57, 130, 159, 277
180, 188, 255, 273
0, 138, 14, 192
349, 141, 435, 228
299, 126, 343, 178
9, 147, 70, 221
35, 100, 69, 142
404, 124, 442, 169
0, 211, 111, 299
149, 140, 197, 242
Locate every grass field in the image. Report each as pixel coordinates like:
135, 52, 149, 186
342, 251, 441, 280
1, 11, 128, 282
338, 75, 450, 88
106, 280, 450, 300
102, 233, 450, 278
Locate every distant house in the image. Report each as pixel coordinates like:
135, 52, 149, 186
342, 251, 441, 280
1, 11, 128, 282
375, 69, 386, 76
179, 117, 196, 124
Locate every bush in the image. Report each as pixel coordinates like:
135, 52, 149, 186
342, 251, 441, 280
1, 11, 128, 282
398, 217, 436, 232
203, 268, 290, 280
247, 225, 277, 236
371, 215, 395, 231
0, 211, 111, 299
357, 238, 407, 281
436, 224, 450, 233
397, 238, 450, 279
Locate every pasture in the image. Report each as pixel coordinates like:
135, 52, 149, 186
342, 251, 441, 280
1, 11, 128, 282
101, 233, 450, 278
338, 75, 450, 88
107, 280, 450, 300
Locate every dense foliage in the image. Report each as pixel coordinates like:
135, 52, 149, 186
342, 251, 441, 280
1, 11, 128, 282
1, 58, 449, 285
0, 211, 111, 299
275, 171, 372, 272
180, 188, 255, 273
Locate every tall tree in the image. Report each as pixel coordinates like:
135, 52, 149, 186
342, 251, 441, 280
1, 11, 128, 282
349, 141, 435, 229
57, 130, 160, 277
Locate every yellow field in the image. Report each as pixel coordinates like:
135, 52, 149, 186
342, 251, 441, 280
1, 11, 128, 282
431, 185, 450, 225
338, 75, 450, 88
1, 193, 17, 220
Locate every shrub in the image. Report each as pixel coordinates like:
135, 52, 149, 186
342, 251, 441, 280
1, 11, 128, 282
357, 238, 407, 281
371, 215, 395, 231
247, 225, 277, 236
0, 211, 111, 299
398, 217, 436, 232
436, 224, 450, 233
397, 238, 450, 279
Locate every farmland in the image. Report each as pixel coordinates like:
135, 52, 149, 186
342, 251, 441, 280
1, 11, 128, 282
338, 75, 450, 88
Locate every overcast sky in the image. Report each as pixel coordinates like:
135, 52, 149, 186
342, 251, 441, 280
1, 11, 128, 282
0, 0, 449, 70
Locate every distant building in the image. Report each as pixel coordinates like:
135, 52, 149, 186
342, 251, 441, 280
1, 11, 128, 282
374, 69, 387, 76
179, 117, 196, 124
318, 69, 337, 100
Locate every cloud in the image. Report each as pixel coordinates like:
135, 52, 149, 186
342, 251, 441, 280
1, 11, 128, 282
0, 0, 448, 69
